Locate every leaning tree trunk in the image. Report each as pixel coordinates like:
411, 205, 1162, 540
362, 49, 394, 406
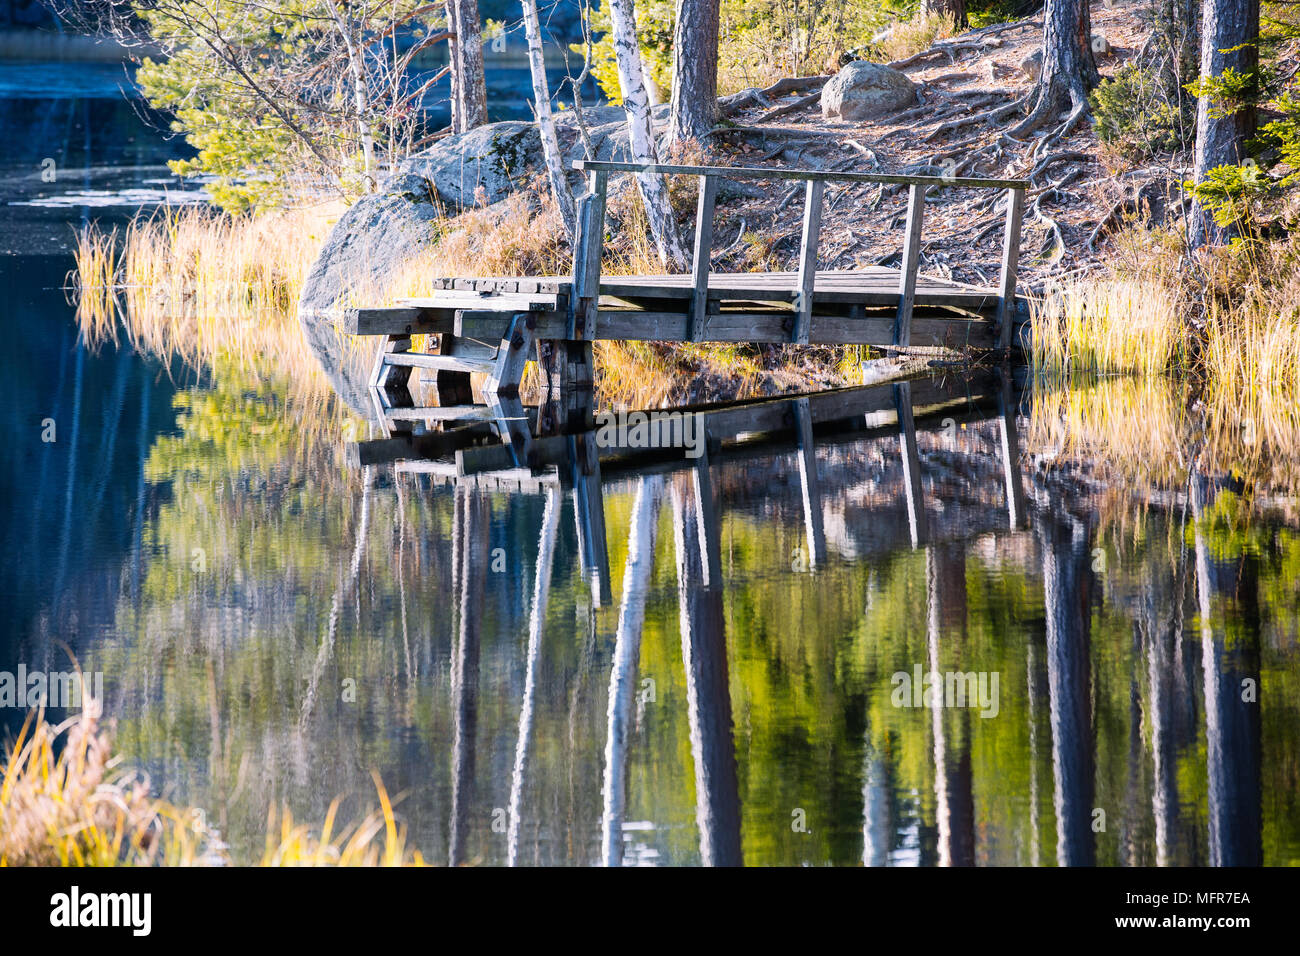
445, 0, 488, 132
1189, 0, 1260, 247
607, 0, 690, 270
522, 0, 577, 238
1010, 0, 1099, 142
921, 0, 967, 30
667, 0, 720, 146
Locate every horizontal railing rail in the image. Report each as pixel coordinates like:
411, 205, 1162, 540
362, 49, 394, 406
572, 159, 1029, 191
567, 159, 1026, 352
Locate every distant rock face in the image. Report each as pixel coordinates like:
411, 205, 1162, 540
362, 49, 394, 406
821, 61, 916, 121
297, 173, 443, 417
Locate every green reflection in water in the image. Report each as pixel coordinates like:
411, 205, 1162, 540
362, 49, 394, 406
78, 367, 1300, 866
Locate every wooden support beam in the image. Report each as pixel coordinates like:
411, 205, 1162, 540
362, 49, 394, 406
484, 312, 535, 397
383, 351, 494, 375
893, 184, 925, 347
344, 307, 455, 336
995, 187, 1025, 349
689, 174, 718, 342
793, 179, 825, 345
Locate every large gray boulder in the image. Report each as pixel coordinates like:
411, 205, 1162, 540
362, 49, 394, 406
821, 61, 917, 121
297, 173, 442, 418
298, 107, 650, 417
398, 107, 638, 212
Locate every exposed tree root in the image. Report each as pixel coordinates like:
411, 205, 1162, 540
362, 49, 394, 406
754, 90, 823, 124
923, 94, 1029, 142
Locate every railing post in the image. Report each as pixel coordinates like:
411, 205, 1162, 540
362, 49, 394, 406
893, 183, 925, 347
559, 169, 607, 392
571, 169, 608, 341
996, 186, 1025, 351
793, 178, 825, 345
689, 174, 717, 342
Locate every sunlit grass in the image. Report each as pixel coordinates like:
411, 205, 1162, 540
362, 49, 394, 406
1, 704, 425, 867
1030, 277, 1188, 376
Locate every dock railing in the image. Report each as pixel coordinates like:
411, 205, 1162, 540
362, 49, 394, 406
569, 159, 1028, 351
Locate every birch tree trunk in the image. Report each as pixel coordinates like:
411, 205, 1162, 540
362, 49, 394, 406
327, 1, 375, 190
445, 0, 488, 132
607, 0, 690, 270
522, 0, 577, 238
668, 0, 719, 145
1189, 0, 1260, 247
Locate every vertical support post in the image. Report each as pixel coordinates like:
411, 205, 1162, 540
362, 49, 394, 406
793, 178, 825, 345
571, 169, 608, 342
689, 174, 718, 342
559, 170, 607, 395
893, 183, 925, 347
996, 186, 1025, 350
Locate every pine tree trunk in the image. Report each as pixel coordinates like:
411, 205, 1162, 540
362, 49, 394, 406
1189, 0, 1260, 247
522, 0, 577, 238
668, 0, 720, 145
607, 0, 690, 269
445, 0, 488, 132
921, 0, 968, 30
1011, 0, 1099, 139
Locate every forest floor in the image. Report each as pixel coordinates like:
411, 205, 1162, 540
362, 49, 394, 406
691, 0, 1166, 294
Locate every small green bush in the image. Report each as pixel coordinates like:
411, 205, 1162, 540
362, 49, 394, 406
1090, 65, 1189, 159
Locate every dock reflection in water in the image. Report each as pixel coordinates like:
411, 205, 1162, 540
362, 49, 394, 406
333, 367, 1273, 866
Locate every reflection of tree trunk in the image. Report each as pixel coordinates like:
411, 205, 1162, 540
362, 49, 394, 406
862, 737, 891, 867
1039, 511, 1096, 867
927, 544, 974, 867
673, 475, 742, 866
1192, 475, 1262, 866
300, 467, 374, 727
508, 488, 562, 866
449, 487, 488, 866
1026, 639, 1044, 866
601, 477, 663, 866
1141, 550, 1185, 867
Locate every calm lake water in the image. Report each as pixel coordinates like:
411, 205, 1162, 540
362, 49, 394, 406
3, 61, 1299, 867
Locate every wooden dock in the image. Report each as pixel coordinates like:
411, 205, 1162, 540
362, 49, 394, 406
342, 160, 1030, 430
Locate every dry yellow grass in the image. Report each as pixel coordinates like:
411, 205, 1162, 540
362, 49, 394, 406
1, 703, 424, 867
1030, 276, 1188, 376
